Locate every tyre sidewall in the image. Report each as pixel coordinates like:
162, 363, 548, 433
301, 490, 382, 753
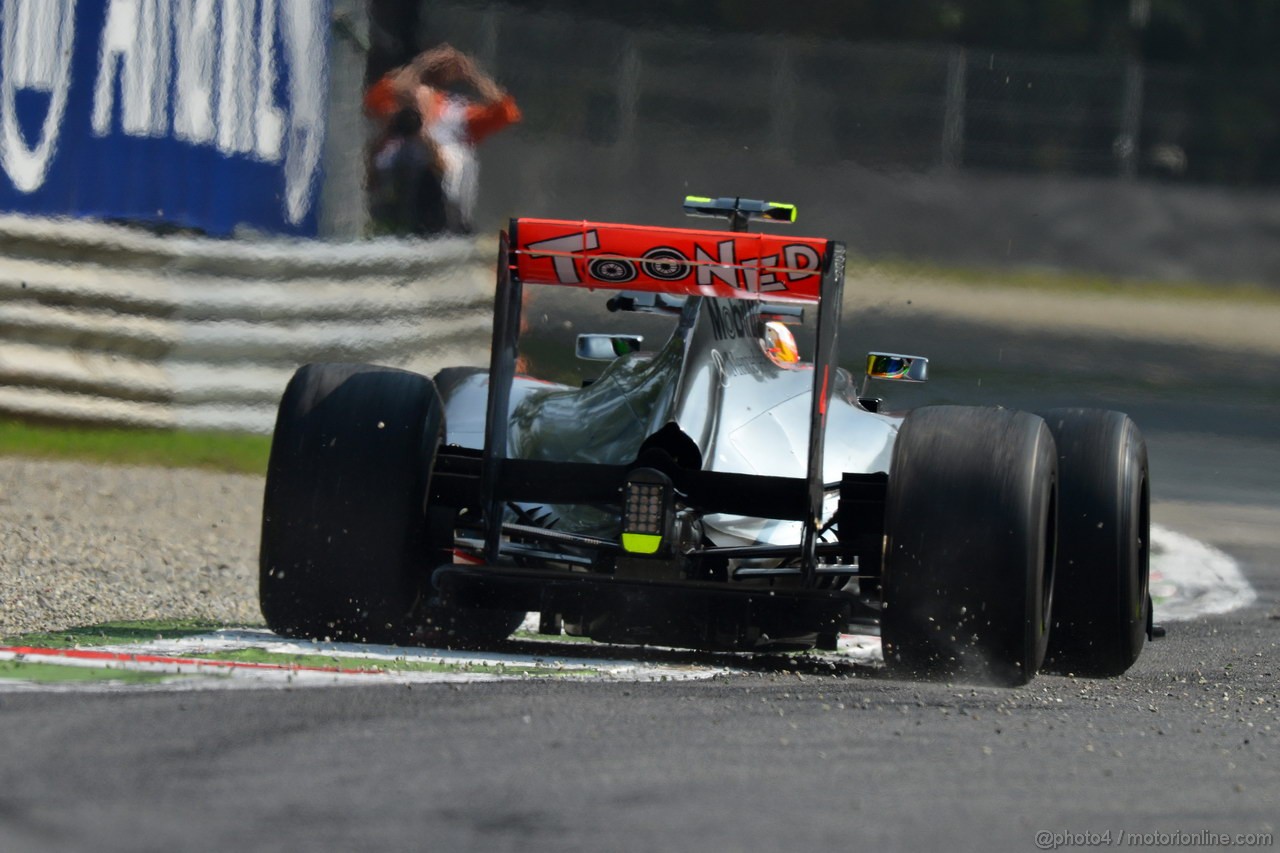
260, 363, 442, 642
1042, 408, 1149, 676
882, 406, 1056, 686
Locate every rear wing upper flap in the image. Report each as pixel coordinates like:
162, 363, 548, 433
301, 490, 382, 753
508, 217, 835, 303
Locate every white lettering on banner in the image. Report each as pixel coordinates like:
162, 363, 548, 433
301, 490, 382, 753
1, 0, 326, 226
0, 0, 78, 192
254, 0, 283, 161
214, 0, 253, 154
173, 0, 215, 145
95, 0, 287, 162
92, 0, 171, 136
276, 0, 327, 225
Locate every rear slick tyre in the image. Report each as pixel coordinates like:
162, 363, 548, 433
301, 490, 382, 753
881, 406, 1057, 686
259, 363, 523, 648
1041, 408, 1150, 677
259, 363, 442, 644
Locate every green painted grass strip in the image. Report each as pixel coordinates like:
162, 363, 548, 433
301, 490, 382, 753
0, 659, 173, 684
2, 621, 604, 678
180, 647, 598, 677
2, 619, 231, 649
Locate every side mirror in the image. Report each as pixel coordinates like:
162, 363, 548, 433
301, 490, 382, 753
865, 352, 928, 383
576, 334, 643, 361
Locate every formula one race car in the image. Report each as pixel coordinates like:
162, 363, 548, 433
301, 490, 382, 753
259, 197, 1153, 685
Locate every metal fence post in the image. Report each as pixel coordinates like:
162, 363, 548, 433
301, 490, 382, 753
478, 7, 499, 72
614, 39, 641, 168
1117, 58, 1143, 179
940, 46, 967, 170
1118, 0, 1149, 179
769, 44, 796, 161
319, 0, 370, 239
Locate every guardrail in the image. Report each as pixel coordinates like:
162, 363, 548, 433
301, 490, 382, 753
0, 216, 495, 434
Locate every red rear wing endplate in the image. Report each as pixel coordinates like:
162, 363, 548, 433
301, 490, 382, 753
510, 218, 831, 303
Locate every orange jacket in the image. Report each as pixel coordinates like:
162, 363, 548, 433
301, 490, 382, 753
365, 75, 521, 145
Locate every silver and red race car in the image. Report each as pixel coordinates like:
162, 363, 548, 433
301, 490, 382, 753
259, 197, 1153, 685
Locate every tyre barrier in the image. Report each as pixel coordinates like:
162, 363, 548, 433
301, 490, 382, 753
0, 215, 495, 434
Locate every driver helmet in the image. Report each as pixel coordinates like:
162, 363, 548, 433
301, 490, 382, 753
763, 320, 799, 364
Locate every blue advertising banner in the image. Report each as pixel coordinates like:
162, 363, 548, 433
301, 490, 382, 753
0, 0, 330, 237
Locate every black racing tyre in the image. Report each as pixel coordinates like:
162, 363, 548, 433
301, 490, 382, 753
881, 406, 1057, 686
260, 363, 443, 643
1041, 408, 1149, 677
260, 363, 522, 647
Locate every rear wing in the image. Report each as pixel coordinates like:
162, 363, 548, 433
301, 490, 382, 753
482, 212, 847, 579
510, 218, 831, 303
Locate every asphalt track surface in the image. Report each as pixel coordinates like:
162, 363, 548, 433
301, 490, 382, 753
1, 299, 1278, 853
